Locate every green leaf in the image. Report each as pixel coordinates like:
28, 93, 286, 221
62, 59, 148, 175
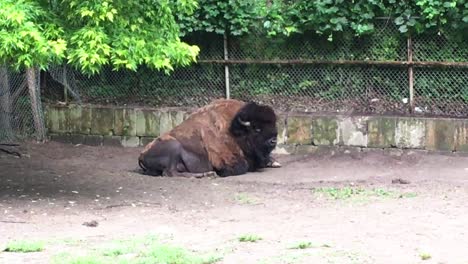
398, 24, 408, 33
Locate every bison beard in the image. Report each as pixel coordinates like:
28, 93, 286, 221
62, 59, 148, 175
138, 99, 279, 177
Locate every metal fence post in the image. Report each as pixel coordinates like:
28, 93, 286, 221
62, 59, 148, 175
224, 32, 230, 99
407, 34, 414, 113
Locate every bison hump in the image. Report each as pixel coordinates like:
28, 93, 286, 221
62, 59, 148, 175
169, 99, 246, 169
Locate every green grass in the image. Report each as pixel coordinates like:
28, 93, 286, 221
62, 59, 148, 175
312, 187, 417, 200
3, 240, 44, 253
289, 242, 313, 249
420, 253, 431, 260
288, 241, 332, 250
234, 193, 258, 205
51, 235, 222, 264
238, 234, 262, 243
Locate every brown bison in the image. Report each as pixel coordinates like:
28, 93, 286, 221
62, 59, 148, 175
138, 99, 280, 177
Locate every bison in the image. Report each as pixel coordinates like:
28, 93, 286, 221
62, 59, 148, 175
138, 99, 281, 177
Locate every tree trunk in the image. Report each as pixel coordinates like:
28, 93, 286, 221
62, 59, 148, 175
0, 65, 13, 140
26, 67, 46, 142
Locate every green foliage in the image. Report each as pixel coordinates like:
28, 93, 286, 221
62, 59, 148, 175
177, 0, 467, 39
60, 0, 199, 74
0, 0, 199, 75
0, 0, 66, 71
312, 187, 418, 200
238, 234, 262, 242
177, 0, 260, 36
4, 239, 45, 253
420, 252, 432, 260
52, 236, 222, 264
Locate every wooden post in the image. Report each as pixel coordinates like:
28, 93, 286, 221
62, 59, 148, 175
63, 65, 68, 104
224, 32, 230, 99
407, 34, 414, 113
26, 67, 46, 142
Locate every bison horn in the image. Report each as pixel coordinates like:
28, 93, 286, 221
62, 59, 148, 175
238, 117, 251, 126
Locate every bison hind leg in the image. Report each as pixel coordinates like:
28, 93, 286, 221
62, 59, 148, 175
162, 170, 218, 178
216, 159, 249, 177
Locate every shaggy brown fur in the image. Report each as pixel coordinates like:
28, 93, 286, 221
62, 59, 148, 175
138, 99, 278, 177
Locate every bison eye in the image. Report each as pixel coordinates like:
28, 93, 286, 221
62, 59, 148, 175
255, 128, 261, 133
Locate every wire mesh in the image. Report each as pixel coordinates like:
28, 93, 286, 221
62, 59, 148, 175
229, 20, 407, 61
70, 64, 226, 108
229, 64, 410, 115
0, 66, 38, 142
413, 32, 468, 62
414, 67, 468, 117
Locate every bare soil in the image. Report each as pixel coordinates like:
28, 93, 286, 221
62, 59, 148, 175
1, 142, 468, 264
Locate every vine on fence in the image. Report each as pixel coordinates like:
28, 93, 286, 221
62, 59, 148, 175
176, 0, 467, 38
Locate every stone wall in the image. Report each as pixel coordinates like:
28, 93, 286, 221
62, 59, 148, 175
44, 104, 468, 153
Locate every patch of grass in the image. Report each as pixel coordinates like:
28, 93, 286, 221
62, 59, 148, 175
52, 236, 222, 264
420, 253, 431, 260
312, 186, 416, 201
4, 240, 44, 253
322, 249, 370, 264
399, 192, 418, 198
289, 242, 313, 249
234, 193, 257, 205
288, 241, 332, 250
238, 234, 262, 243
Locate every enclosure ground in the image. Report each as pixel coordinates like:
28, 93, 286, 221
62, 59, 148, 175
1, 142, 468, 264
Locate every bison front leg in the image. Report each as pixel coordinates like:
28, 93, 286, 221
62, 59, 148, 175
267, 157, 282, 168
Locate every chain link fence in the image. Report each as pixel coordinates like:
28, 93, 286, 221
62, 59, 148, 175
41, 20, 465, 117
1, 21, 467, 142
0, 66, 42, 143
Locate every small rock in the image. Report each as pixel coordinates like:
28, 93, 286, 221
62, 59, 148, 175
392, 178, 410, 184
82, 220, 99, 227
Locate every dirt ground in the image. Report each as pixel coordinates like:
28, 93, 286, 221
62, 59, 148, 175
1, 142, 468, 264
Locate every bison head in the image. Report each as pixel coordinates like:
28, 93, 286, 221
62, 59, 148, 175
229, 102, 278, 169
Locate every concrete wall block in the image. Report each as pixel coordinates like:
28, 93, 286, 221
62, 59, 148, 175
425, 119, 456, 151
83, 135, 103, 146
90, 107, 114, 136
136, 109, 160, 137
311, 117, 339, 146
294, 145, 319, 155
103, 136, 123, 147
66, 104, 92, 134
272, 144, 296, 155
276, 116, 287, 145
171, 111, 186, 128
286, 116, 312, 145
114, 108, 136, 136
453, 120, 468, 152
338, 117, 368, 147
367, 117, 396, 148
69, 134, 85, 145
121, 136, 140, 147
140, 136, 155, 147
49, 133, 71, 144
159, 111, 173, 136
395, 118, 426, 149
46, 106, 69, 133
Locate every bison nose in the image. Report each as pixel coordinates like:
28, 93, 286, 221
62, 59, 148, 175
268, 138, 277, 147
